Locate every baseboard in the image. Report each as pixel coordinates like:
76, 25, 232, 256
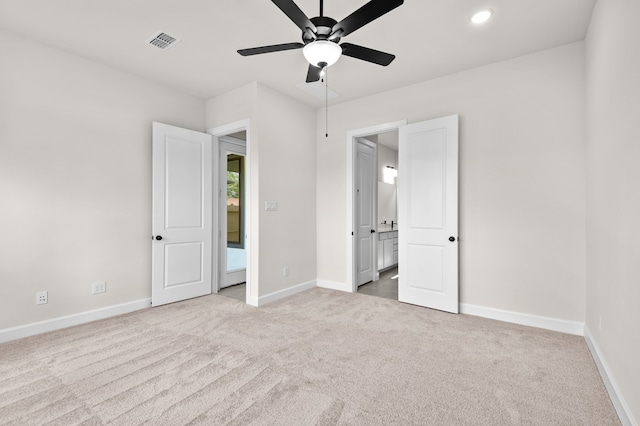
253, 280, 317, 307
459, 303, 584, 336
317, 279, 352, 293
0, 298, 152, 344
584, 327, 637, 426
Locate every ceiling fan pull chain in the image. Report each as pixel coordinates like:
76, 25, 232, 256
325, 65, 329, 137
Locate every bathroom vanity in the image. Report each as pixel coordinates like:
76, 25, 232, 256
377, 227, 398, 271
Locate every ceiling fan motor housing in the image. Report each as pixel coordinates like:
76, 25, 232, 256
303, 16, 340, 44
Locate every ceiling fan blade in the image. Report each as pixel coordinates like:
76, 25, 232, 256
332, 0, 403, 38
272, 0, 317, 34
306, 64, 323, 83
238, 42, 304, 56
340, 43, 395, 66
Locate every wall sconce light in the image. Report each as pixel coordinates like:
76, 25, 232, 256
385, 165, 398, 177
383, 165, 398, 184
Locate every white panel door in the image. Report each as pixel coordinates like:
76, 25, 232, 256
398, 115, 459, 313
152, 122, 213, 307
356, 139, 375, 286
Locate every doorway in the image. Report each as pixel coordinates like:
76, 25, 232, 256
355, 137, 377, 287
346, 116, 459, 313
207, 119, 251, 304
151, 120, 252, 306
219, 134, 247, 293
347, 120, 405, 294
354, 131, 399, 300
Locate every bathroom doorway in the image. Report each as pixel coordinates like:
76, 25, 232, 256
348, 116, 459, 311
352, 129, 400, 300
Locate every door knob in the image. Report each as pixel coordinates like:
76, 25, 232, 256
155, 235, 163, 241
449, 236, 455, 242
371, 229, 376, 233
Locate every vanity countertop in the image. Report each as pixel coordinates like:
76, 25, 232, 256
377, 225, 398, 233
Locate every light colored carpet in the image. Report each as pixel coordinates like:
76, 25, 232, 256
0, 288, 620, 425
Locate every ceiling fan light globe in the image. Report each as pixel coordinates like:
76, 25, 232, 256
303, 40, 342, 67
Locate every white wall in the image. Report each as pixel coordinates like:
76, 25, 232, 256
585, 0, 640, 422
254, 84, 317, 296
205, 82, 317, 299
0, 30, 205, 329
317, 42, 586, 322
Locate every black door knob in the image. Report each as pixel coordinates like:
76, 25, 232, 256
449, 236, 455, 242
155, 235, 163, 241
371, 229, 376, 233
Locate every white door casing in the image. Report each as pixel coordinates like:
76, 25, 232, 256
152, 122, 213, 307
398, 115, 459, 313
356, 139, 376, 286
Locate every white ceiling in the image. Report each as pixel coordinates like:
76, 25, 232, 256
0, 0, 595, 108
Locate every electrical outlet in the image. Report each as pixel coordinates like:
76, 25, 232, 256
283, 266, 289, 277
92, 281, 106, 294
36, 291, 48, 305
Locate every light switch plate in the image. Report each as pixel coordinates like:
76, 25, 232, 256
265, 201, 278, 211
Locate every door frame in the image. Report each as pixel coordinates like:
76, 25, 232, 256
207, 119, 251, 303
346, 120, 407, 293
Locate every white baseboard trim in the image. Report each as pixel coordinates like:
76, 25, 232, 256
253, 280, 317, 307
459, 303, 584, 336
317, 279, 352, 293
0, 298, 152, 344
584, 327, 637, 426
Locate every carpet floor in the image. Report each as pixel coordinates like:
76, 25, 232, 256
0, 288, 620, 425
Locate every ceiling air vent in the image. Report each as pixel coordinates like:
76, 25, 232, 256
147, 31, 180, 50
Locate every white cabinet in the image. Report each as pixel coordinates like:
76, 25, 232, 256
383, 239, 393, 268
378, 230, 398, 270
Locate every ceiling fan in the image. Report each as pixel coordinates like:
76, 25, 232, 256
238, 0, 404, 83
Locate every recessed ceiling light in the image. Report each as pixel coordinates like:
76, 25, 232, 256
471, 9, 493, 24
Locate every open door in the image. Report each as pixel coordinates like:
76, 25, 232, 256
151, 122, 213, 306
356, 138, 376, 286
398, 115, 459, 313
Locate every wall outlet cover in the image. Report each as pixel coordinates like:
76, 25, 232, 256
36, 291, 48, 305
92, 281, 106, 294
